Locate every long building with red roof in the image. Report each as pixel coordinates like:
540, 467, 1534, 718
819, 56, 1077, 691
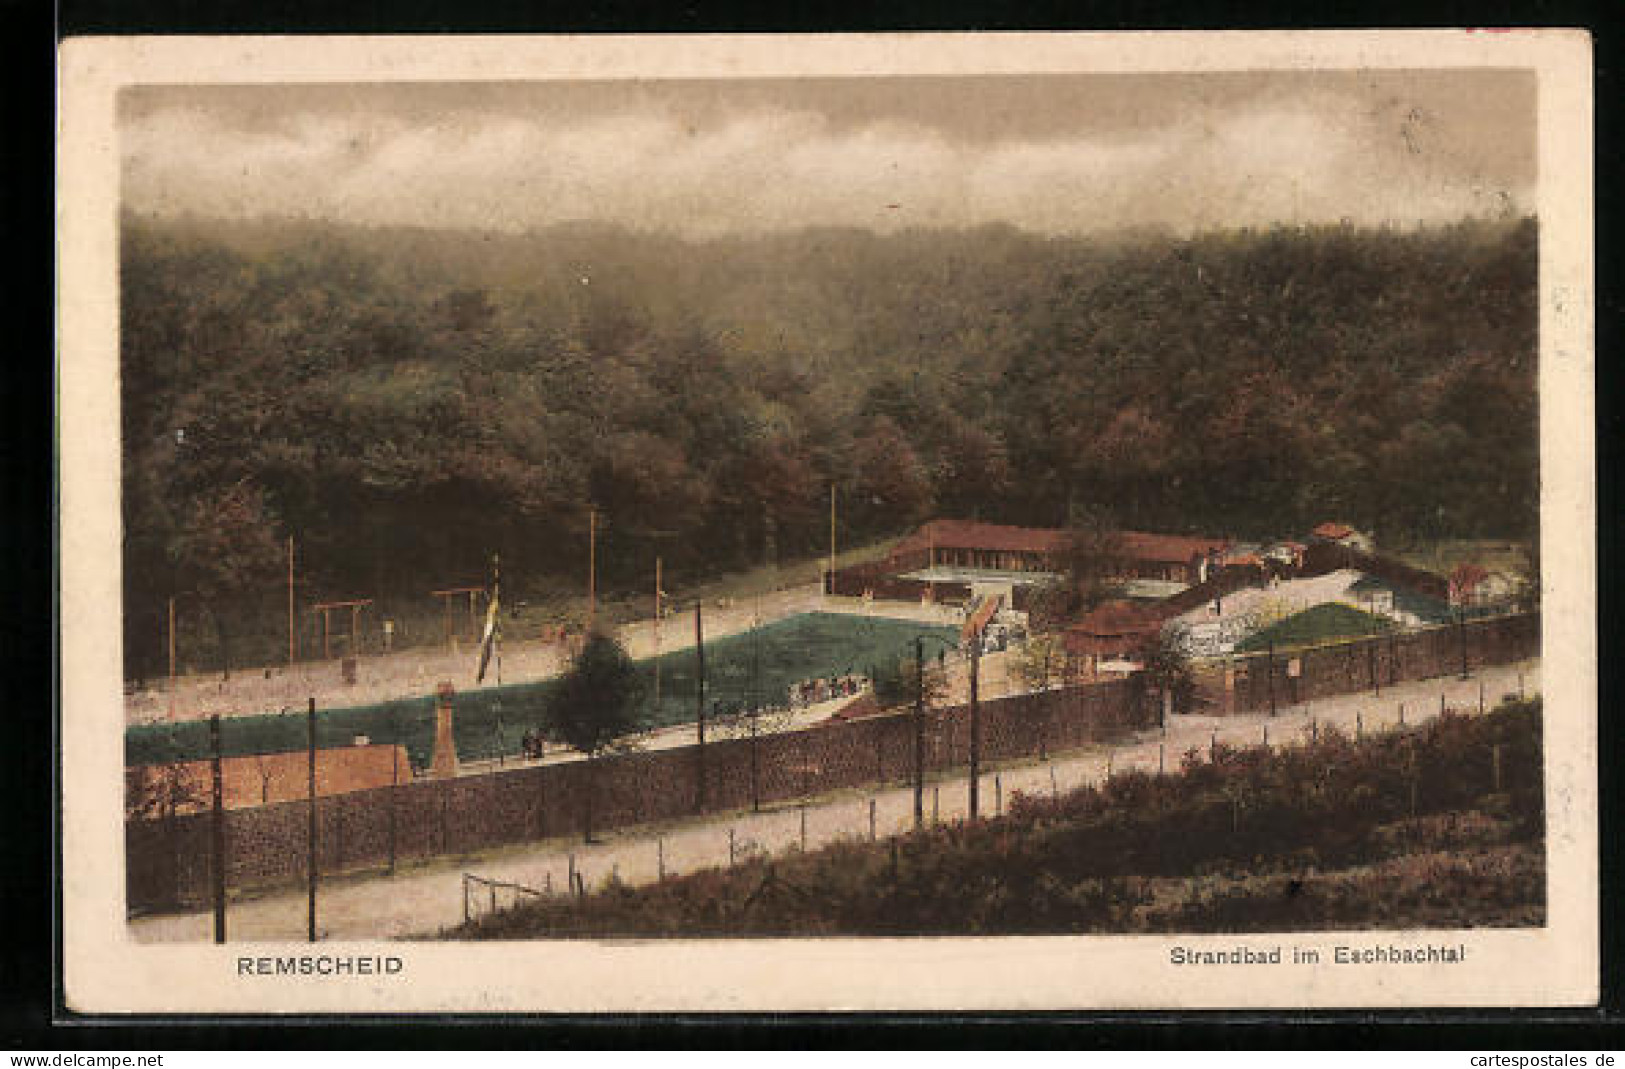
888, 519, 1228, 584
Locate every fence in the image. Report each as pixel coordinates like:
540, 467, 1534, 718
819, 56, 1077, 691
127, 610, 1539, 912
1194, 611, 1538, 714
126, 675, 1146, 912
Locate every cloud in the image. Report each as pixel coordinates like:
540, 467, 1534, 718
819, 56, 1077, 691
121, 89, 1532, 236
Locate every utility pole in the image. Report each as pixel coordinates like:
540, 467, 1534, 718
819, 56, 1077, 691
306, 697, 318, 943
750, 593, 762, 813
587, 507, 597, 633
1458, 610, 1470, 680
653, 556, 662, 709
210, 714, 226, 944
968, 641, 982, 819
827, 484, 837, 596
694, 602, 707, 813
167, 597, 177, 722
913, 636, 925, 829
287, 535, 296, 667
1267, 639, 1276, 717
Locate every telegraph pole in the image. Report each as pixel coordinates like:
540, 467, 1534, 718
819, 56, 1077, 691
913, 636, 926, 829
653, 557, 662, 709
210, 714, 226, 944
968, 641, 982, 818
306, 697, 318, 942
287, 535, 296, 667
827, 484, 837, 596
694, 602, 707, 812
167, 597, 177, 722
587, 507, 597, 633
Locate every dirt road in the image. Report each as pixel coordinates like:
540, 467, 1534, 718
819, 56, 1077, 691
129, 657, 1539, 943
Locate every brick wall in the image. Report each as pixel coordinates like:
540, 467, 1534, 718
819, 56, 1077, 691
127, 676, 1146, 912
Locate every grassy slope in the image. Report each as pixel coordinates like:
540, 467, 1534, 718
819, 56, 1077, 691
1235, 602, 1395, 653
456, 701, 1544, 938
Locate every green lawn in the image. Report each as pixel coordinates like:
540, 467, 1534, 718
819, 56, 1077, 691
126, 612, 956, 770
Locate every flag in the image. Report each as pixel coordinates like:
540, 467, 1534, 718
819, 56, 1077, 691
476, 587, 500, 683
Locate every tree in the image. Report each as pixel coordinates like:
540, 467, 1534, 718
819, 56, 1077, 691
544, 632, 645, 842
1014, 633, 1067, 694
1140, 623, 1195, 723
870, 652, 949, 710
167, 478, 285, 679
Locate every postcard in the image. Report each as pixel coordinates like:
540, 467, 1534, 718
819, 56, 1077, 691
58, 30, 1596, 1013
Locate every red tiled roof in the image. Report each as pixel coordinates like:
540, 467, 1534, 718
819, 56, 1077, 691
1449, 562, 1491, 594
1066, 600, 1171, 637
1312, 521, 1355, 539
892, 519, 1070, 557
893, 520, 1228, 565
128, 743, 411, 815
1116, 530, 1231, 563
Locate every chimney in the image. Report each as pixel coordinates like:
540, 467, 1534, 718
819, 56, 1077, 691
430, 681, 459, 779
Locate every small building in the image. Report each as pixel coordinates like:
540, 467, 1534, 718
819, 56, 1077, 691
1063, 600, 1171, 674
1309, 521, 1374, 553
889, 519, 1069, 575
1262, 540, 1307, 569
1448, 563, 1520, 612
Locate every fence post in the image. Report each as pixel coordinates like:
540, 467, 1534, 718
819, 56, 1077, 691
462, 875, 470, 925
489, 881, 496, 915
567, 853, 576, 892
1518, 671, 1525, 701
1158, 743, 1165, 777
995, 773, 1003, 817
800, 805, 808, 852
1479, 680, 1486, 715
1210, 731, 1217, 762
1262, 724, 1269, 748
933, 785, 940, 824
729, 827, 736, 867
1049, 765, 1059, 798
657, 836, 665, 882
1398, 702, 1405, 728
1356, 710, 1363, 741
869, 798, 877, 841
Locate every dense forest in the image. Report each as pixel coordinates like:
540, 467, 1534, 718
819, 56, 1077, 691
121, 214, 1537, 679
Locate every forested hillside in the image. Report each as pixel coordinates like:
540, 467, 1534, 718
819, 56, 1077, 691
120, 215, 1537, 678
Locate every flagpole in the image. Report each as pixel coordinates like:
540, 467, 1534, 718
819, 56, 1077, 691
493, 552, 502, 687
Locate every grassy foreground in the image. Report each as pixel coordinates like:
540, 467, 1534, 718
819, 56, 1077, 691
455, 700, 1544, 938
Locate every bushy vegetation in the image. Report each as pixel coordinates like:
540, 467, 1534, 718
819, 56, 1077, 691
122, 215, 1537, 678
457, 700, 1543, 937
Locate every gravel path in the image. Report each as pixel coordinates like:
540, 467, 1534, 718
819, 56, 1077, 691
129, 657, 1539, 943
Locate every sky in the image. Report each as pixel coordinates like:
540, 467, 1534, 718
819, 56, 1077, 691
119, 71, 1536, 237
